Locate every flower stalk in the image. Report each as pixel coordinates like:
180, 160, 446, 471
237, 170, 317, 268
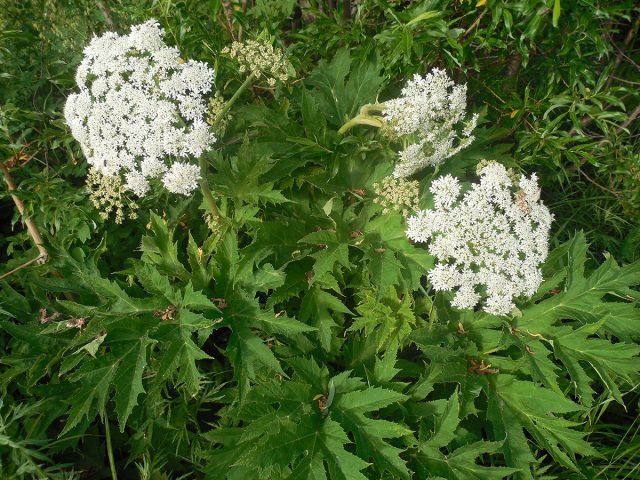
210, 72, 256, 132
199, 72, 256, 219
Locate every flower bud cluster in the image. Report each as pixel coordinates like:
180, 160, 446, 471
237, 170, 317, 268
383, 69, 478, 178
372, 176, 420, 217
86, 168, 138, 224
406, 162, 553, 315
207, 92, 232, 132
222, 40, 289, 87
64, 19, 215, 200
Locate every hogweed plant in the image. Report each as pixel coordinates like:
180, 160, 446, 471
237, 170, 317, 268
65, 20, 289, 223
341, 69, 552, 315
2, 11, 640, 480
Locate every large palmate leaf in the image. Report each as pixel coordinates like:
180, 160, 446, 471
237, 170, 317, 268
348, 289, 416, 352
521, 232, 640, 336
203, 361, 413, 480
333, 385, 411, 479
299, 285, 351, 351
206, 415, 370, 480
210, 139, 289, 207
517, 233, 640, 405
362, 213, 434, 292
62, 317, 155, 434
551, 320, 640, 405
47, 230, 221, 433
417, 440, 519, 480
282, 416, 371, 480
487, 375, 596, 478
306, 49, 384, 128
223, 289, 317, 402
415, 391, 518, 479
151, 286, 219, 396
203, 366, 375, 480
299, 229, 352, 284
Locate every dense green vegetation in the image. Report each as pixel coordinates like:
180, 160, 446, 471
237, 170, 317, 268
1, 1, 639, 479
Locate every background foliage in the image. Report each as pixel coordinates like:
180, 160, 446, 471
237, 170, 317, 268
1, 0, 639, 479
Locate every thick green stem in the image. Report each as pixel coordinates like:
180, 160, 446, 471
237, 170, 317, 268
210, 72, 256, 131
104, 417, 118, 480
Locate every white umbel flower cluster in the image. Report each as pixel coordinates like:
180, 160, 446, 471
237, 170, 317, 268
406, 163, 553, 315
64, 19, 215, 197
383, 69, 478, 178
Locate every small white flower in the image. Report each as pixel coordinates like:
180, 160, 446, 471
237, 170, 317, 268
162, 162, 201, 196
452, 284, 481, 310
140, 158, 168, 178
430, 174, 460, 210
394, 141, 428, 178
125, 170, 150, 197
484, 294, 515, 316
427, 264, 460, 291
479, 162, 512, 192
406, 209, 436, 244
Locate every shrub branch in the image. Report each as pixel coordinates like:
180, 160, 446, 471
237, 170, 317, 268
0, 161, 49, 273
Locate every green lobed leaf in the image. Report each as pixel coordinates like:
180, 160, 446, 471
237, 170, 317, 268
487, 375, 596, 477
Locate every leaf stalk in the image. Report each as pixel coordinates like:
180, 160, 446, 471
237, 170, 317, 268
104, 417, 118, 480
